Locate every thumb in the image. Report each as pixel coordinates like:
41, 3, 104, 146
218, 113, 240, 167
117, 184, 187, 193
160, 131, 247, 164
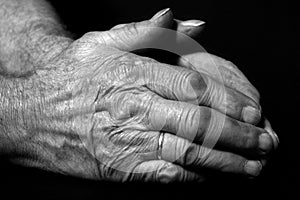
95, 8, 174, 51
111, 18, 206, 47
110, 8, 173, 30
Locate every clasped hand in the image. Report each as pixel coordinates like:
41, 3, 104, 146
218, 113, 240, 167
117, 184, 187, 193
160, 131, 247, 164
3, 9, 278, 182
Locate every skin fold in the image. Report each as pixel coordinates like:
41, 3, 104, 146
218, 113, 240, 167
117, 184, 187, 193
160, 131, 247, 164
0, 0, 278, 182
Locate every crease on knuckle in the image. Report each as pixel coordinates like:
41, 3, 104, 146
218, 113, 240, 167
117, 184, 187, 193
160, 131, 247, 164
110, 88, 153, 124
188, 72, 216, 105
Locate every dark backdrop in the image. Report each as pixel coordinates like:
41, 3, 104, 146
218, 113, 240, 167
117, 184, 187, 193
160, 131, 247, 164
1, 0, 298, 199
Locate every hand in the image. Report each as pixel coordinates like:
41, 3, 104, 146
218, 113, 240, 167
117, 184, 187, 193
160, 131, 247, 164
108, 8, 279, 147
94, 8, 279, 179
1, 9, 278, 183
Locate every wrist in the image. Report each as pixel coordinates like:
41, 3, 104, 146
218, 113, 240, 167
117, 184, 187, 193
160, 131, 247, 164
1, 21, 73, 76
0, 75, 99, 178
23, 20, 73, 65
0, 0, 74, 76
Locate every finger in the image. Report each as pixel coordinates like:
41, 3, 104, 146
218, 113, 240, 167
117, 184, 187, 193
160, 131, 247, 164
130, 160, 204, 183
143, 93, 273, 155
159, 132, 263, 177
264, 118, 279, 149
177, 52, 260, 104
108, 16, 260, 106
86, 8, 174, 51
111, 19, 205, 40
108, 12, 260, 105
91, 8, 207, 54
142, 60, 261, 124
175, 19, 205, 39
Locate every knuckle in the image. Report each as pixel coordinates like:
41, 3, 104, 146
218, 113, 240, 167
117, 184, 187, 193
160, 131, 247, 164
112, 92, 138, 120
156, 162, 181, 183
110, 89, 153, 121
186, 71, 208, 102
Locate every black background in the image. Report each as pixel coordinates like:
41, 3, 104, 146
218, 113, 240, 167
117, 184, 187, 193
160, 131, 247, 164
1, 0, 298, 199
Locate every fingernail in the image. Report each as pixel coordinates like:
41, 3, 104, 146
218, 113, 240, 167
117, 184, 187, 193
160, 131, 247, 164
242, 106, 261, 124
259, 133, 273, 154
181, 20, 206, 27
150, 8, 171, 22
244, 161, 262, 176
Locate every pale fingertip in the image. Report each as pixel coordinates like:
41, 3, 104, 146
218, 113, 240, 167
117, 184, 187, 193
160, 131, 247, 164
242, 106, 261, 124
259, 133, 273, 154
181, 20, 206, 27
244, 160, 262, 177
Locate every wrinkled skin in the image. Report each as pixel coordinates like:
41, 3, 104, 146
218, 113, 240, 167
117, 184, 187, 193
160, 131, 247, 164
0, 2, 278, 183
